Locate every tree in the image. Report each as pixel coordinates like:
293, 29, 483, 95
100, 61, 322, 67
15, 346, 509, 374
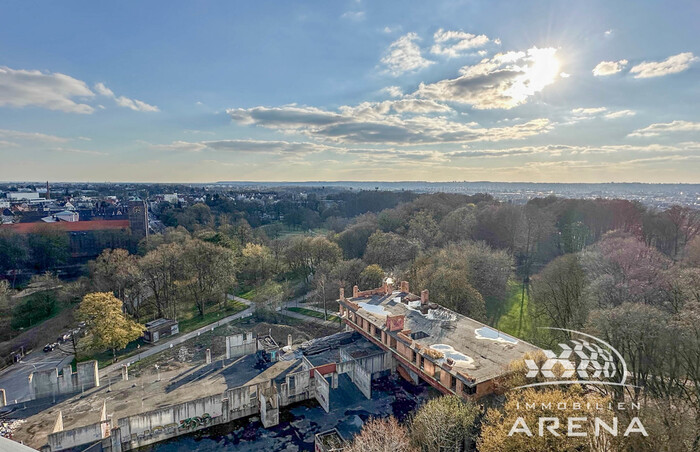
27, 228, 69, 271
0, 230, 27, 287
346, 417, 416, 452
364, 231, 419, 269
360, 264, 385, 289
530, 254, 587, 339
181, 239, 237, 316
478, 387, 614, 452
439, 205, 477, 243
78, 292, 144, 360
139, 242, 185, 318
90, 249, 141, 302
407, 210, 443, 249
410, 395, 480, 452
241, 243, 275, 283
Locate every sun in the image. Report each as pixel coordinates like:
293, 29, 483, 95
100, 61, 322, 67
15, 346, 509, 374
507, 47, 561, 104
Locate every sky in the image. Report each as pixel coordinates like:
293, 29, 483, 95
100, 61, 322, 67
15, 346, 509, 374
0, 0, 698, 183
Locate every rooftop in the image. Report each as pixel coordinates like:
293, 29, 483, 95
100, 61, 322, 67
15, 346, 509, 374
345, 289, 539, 384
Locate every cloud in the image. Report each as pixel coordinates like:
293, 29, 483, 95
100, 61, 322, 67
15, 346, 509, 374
382, 86, 403, 98
48, 147, 108, 156
150, 139, 334, 155
341, 11, 365, 21
592, 59, 628, 76
571, 107, 607, 116
604, 109, 635, 119
416, 47, 561, 109
628, 120, 700, 137
0, 128, 70, 143
227, 104, 552, 145
0, 66, 94, 113
430, 29, 490, 57
629, 52, 698, 78
380, 33, 434, 76
94, 82, 159, 112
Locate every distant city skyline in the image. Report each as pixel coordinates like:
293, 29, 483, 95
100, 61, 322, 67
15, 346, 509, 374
1, 0, 698, 183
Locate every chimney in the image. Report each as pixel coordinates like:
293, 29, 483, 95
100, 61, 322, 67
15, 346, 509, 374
339, 287, 345, 301
287, 334, 293, 348
386, 280, 394, 293
353, 285, 359, 298
420, 289, 429, 306
400, 281, 409, 293
382, 281, 388, 294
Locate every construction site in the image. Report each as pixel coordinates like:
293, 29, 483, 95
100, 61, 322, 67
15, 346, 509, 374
4, 282, 538, 451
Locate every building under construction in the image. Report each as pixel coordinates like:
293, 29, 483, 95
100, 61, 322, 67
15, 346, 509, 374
338, 280, 539, 399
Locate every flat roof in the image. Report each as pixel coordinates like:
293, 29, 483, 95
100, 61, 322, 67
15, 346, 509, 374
301, 331, 384, 368
345, 291, 539, 383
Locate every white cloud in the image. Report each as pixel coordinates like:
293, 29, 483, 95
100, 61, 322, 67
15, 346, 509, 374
604, 109, 635, 119
0, 66, 94, 113
382, 86, 403, 98
592, 59, 628, 76
0, 128, 70, 143
571, 107, 607, 116
49, 147, 108, 156
629, 52, 698, 78
94, 82, 159, 112
560, 72, 570, 78
604, 29, 613, 36
150, 139, 334, 155
341, 11, 365, 21
416, 47, 561, 109
380, 32, 434, 76
227, 104, 552, 145
430, 29, 490, 57
628, 120, 700, 137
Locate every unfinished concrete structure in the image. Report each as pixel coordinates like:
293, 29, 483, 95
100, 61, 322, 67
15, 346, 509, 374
225, 332, 256, 359
338, 282, 539, 399
40, 332, 388, 452
29, 361, 100, 401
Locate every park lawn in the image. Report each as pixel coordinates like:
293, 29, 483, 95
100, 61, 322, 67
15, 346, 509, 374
287, 307, 341, 323
177, 299, 248, 334
495, 280, 534, 339
80, 299, 247, 368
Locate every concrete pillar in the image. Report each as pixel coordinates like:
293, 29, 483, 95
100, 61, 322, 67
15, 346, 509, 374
121, 365, 129, 381
205, 348, 212, 364
353, 285, 359, 298
331, 372, 339, 389
339, 287, 345, 301
0, 388, 5, 407
287, 334, 292, 348
420, 289, 429, 306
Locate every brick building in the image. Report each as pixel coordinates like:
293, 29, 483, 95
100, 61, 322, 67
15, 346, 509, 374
337, 281, 539, 399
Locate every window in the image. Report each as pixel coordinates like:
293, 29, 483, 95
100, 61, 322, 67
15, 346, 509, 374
450, 374, 456, 391
288, 375, 296, 390
463, 384, 476, 395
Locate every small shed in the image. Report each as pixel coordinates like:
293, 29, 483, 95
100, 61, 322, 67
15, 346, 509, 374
143, 318, 179, 343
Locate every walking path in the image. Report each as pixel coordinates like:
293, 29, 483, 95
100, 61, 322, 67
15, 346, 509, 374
99, 298, 254, 377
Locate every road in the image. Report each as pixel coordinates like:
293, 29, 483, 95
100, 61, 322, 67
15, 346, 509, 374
0, 345, 74, 405
99, 296, 254, 377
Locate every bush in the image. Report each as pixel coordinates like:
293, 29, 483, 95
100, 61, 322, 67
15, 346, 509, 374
11, 291, 58, 329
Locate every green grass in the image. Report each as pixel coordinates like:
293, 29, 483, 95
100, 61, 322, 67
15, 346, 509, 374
287, 307, 341, 323
177, 300, 248, 334
80, 299, 247, 368
495, 280, 533, 338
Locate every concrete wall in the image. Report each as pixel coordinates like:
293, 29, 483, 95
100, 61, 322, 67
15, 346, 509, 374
259, 387, 279, 428
47, 421, 106, 451
352, 362, 372, 400
313, 369, 330, 413
225, 333, 256, 359
30, 361, 100, 401
278, 370, 311, 406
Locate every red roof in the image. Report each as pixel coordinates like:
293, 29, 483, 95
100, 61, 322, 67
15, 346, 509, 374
1, 220, 130, 233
